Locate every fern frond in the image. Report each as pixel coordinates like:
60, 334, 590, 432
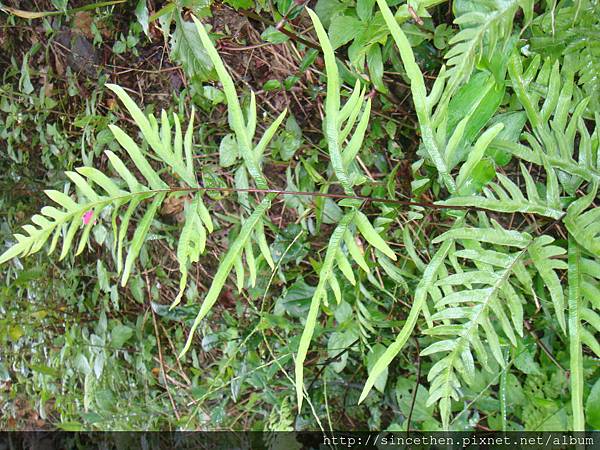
191, 16, 279, 191
528, 235, 568, 332
2, 16, 288, 364
437, 0, 529, 118
359, 226, 458, 404
361, 218, 568, 427
174, 17, 293, 353
180, 195, 276, 356
295, 211, 355, 411
353, 211, 396, 261
564, 183, 600, 258
307, 9, 374, 197
507, 55, 600, 198
529, 0, 600, 113
377, 0, 456, 193
580, 257, 600, 358
293, 9, 399, 412
0, 84, 213, 293
439, 162, 564, 219
419, 222, 567, 428
567, 234, 600, 430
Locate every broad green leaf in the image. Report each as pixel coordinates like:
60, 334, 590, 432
328, 15, 362, 49
111, 325, 134, 348
170, 12, 214, 81
586, 378, 600, 429
219, 134, 238, 168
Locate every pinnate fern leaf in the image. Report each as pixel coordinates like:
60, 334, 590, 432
0, 84, 213, 296
439, 162, 564, 220
441, 0, 531, 112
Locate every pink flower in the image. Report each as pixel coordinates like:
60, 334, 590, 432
83, 210, 94, 225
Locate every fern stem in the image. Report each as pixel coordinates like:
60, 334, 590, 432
568, 235, 585, 430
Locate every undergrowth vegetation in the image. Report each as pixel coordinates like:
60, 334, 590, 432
1, 0, 599, 431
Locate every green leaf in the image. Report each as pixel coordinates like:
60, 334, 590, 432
223, 0, 253, 9
171, 12, 214, 81
433, 226, 531, 248
336, 249, 356, 285
219, 134, 238, 167
366, 344, 388, 393
173, 194, 207, 308
261, 26, 289, 44
74, 354, 91, 375
121, 193, 165, 286
354, 211, 396, 261
192, 15, 269, 190
108, 124, 166, 190
328, 15, 362, 49
111, 325, 134, 348
254, 110, 287, 160
344, 230, 369, 273
529, 236, 567, 333
442, 0, 522, 114
135, 0, 149, 36
273, 115, 302, 161
447, 72, 505, 149
586, 377, 600, 429
455, 123, 503, 193
377, 0, 455, 193
367, 44, 387, 93
357, 0, 375, 21
314, 0, 347, 27
564, 184, 600, 257
56, 422, 84, 431
263, 79, 282, 91
307, 8, 355, 196
203, 86, 225, 104
255, 219, 274, 270
439, 162, 565, 220
328, 329, 357, 372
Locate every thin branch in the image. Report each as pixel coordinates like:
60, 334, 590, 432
161, 185, 560, 218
